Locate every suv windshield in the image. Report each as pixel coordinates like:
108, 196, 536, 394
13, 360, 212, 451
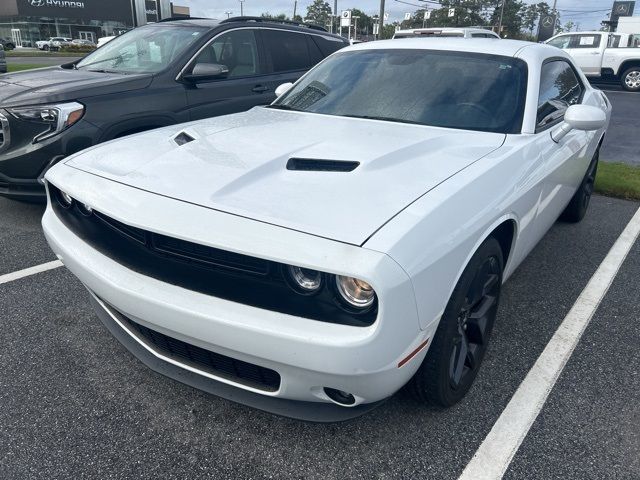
274, 49, 528, 134
76, 24, 206, 74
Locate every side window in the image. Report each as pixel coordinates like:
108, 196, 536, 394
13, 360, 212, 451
472, 33, 487, 38
547, 35, 572, 49
537, 60, 584, 130
263, 30, 311, 73
193, 29, 259, 78
608, 35, 621, 48
311, 35, 347, 57
306, 35, 323, 65
573, 34, 601, 49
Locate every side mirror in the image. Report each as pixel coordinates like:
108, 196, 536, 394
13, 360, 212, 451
275, 82, 293, 98
551, 104, 607, 143
184, 63, 229, 82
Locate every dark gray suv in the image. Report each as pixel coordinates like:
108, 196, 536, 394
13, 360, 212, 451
0, 17, 348, 200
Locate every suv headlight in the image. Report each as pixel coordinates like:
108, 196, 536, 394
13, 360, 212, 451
8, 102, 84, 143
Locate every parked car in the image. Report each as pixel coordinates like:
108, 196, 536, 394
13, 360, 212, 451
71, 39, 97, 48
96, 36, 115, 48
0, 38, 16, 50
393, 27, 500, 39
35, 37, 72, 51
0, 45, 6, 74
0, 17, 348, 200
546, 31, 640, 91
42, 39, 610, 420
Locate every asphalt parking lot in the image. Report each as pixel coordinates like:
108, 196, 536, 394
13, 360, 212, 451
1, 193, 639, 479
595, 83, 640, 166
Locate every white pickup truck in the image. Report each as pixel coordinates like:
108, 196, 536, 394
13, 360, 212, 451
546, 31, 640, 91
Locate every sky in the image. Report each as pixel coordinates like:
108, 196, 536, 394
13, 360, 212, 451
179, 0, 627, 31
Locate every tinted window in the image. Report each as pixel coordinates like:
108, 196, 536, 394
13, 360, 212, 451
194, 29, 259, 77
537, 60, 583, 130
263, 30, 311, 72
547, 35, 572, 49
573, 34, 601, 49
311, 35, 347, 57
274, 49, 528, 134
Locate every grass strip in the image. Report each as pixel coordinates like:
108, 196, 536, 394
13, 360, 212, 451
596, 162, 640, 201
7, 64, 49, 72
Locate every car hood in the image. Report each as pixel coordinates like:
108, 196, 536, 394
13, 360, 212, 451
65, 108, 505, 245
0, 67, 152, 107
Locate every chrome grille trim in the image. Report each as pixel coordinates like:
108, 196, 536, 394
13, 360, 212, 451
0, 112, 9, 154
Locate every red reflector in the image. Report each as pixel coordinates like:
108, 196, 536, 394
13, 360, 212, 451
398, 338, 430, 368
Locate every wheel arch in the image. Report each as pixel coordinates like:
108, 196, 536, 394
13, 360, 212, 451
618, 59, 640, 76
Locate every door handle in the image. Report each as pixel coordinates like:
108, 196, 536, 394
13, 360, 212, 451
252, 85, 270, 93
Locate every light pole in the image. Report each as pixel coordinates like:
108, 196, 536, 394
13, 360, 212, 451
293, 0, 297, 19
224, 11, 233, 19
352, 15, 360, 41
498, 0, 506, 37
378, 0, 385, 40
239, 0, 244, 17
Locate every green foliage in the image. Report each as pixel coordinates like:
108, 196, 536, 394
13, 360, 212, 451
595, 163, 640, 201
305, 0, 332, 26
60, 44, 96, 53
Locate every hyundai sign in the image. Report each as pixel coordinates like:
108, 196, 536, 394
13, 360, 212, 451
15, 0, 133, 22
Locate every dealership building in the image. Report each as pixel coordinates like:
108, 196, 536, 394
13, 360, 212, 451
0, 0, 190, 47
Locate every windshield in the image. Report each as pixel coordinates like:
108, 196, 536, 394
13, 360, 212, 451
273, 49, 528, 134
76, 24, 206, 74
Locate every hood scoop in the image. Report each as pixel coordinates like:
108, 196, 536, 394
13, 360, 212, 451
173, 131, 195, 146
286, 158, 360, 172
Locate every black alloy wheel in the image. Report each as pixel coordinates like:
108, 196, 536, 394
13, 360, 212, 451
560, 148, 599, 223
410, 236, 504, 407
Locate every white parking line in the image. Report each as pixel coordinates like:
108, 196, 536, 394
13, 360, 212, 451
0, 260, 63, 285
459, 206, 640, 480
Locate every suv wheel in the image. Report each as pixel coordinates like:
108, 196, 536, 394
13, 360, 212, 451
621, 67, 640, 92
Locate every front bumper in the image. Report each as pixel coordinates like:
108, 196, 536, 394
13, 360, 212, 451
42, 168, 429, 421
0, 116, 98, 199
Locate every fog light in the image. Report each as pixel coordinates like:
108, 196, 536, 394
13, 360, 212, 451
336, 276, 375, 308
324, 387, 356, 406
287, 265, 322, 294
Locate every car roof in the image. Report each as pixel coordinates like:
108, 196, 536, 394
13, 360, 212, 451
345, 38, 550, 58
552, 31, 604, 35
157, 17, 333, 35
395, 27, 495, 34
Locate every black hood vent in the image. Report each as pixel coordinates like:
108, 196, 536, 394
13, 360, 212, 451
174, 131, 195, 146
286, 158, 360, 172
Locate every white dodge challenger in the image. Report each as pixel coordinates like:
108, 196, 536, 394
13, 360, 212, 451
43, 39, 610, 421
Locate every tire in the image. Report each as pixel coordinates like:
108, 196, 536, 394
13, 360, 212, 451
409, 237, 504, 407
560, 149, 599, 223
621, 66, 640, 92
43, 44, 50, 51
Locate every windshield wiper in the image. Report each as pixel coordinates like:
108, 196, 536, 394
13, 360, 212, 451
342, 114, 424, 125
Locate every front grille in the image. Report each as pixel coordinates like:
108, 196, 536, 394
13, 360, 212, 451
114, 307, 281, 392
0, 112, 9, 154
48, 184, 378, 327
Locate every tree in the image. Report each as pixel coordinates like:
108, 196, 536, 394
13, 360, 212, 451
261, 12, 288, 20
349, 8, 374, 37
306, 0, 332, 26
490, 0, 526, 39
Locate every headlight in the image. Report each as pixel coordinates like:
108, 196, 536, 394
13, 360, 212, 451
286, 265, 323, 294
8, 102, 84, 143
336, 275, 376, 309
